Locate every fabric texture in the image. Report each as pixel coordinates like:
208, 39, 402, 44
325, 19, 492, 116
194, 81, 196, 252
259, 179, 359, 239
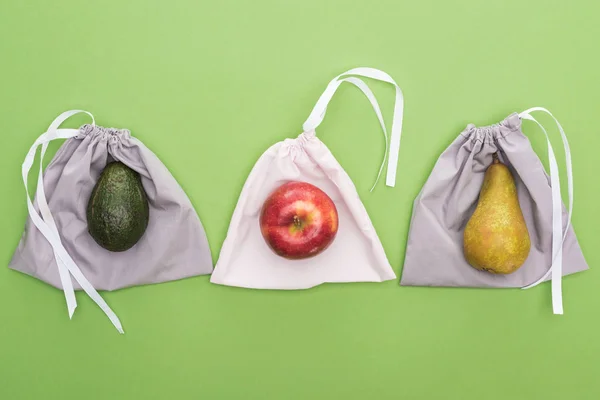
10, 123, 213, 291
401, 112, 588, 288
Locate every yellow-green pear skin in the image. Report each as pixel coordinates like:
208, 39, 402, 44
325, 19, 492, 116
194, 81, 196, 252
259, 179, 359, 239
463, 154, 531, 274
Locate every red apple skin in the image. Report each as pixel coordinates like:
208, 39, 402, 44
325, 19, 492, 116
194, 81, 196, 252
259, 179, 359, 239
260, 181, 339, 260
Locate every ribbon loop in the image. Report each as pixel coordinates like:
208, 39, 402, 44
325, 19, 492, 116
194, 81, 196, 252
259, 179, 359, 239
23, 110, 124, 333
518, 108, 573, 315
302, 67, 404, 190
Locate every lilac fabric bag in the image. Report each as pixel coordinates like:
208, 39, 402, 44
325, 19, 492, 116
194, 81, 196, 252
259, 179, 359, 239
10, 110, 213, 332
400, 108, 588, 314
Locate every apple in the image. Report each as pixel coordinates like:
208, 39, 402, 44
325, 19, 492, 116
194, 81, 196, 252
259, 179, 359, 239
260, 181, 339, 259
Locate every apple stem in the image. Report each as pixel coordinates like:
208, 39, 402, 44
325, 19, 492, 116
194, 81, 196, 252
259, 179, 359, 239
293, 215, 302, 228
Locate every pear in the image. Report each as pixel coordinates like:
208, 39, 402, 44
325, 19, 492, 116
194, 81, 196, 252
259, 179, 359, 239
463, 153, 531, 274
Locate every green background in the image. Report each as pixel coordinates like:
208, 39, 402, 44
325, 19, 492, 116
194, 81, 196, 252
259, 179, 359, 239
1, 0, 598, 399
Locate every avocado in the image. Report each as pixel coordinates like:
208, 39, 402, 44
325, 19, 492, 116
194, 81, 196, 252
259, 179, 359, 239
87, 162, 149, 252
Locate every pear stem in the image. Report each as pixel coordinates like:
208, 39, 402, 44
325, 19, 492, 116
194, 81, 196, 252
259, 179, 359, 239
492, 152, 499, 164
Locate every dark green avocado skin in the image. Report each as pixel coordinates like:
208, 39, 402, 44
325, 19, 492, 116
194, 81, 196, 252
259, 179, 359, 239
87, 162, 149, 252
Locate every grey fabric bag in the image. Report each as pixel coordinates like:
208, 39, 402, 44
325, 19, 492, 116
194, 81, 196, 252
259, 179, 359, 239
10, 110, 213, 332
400, 108, 588, 314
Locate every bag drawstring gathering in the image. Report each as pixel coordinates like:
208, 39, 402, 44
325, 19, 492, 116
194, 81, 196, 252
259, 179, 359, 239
302, 67, 405, 192
22, 110, 124, 333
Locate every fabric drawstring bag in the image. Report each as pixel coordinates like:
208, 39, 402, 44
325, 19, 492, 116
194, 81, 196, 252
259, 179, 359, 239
10, 110, 213, 332
211, 67, 403, 289
401, 108, 588, 314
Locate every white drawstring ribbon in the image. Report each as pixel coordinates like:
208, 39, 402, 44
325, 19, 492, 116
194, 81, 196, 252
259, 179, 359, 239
302, 67, 404, 191
518, 107, 573, 315
23, 110, 124, 333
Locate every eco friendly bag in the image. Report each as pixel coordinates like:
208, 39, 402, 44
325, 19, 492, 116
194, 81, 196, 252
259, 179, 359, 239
10, 110, 213, 332
401, 108, 588, 314
211, 68, 403, 289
